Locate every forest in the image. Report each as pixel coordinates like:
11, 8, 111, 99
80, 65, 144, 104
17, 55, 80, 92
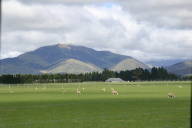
0, 67, 190, 84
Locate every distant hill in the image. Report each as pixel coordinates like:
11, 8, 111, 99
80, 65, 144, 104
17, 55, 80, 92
147, 59, 184, 67
41, 59, 102, 74
166, 60, 192, 76
111, 58, 150, 72
1, 43, 135, 74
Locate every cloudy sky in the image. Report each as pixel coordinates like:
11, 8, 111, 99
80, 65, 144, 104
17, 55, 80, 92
1, 0, 192, 62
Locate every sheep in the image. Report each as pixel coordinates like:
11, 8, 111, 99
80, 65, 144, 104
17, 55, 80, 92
112, 89, 119, 95
167, 93, 176, 98
76, 88, 81, 95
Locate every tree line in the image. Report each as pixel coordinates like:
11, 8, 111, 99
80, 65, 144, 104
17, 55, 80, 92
0, 67, 188, 84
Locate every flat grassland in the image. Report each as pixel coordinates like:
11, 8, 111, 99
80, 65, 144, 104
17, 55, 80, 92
0, 81, 191, 128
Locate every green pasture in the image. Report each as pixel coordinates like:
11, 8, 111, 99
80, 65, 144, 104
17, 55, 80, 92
0, 81, 191, 128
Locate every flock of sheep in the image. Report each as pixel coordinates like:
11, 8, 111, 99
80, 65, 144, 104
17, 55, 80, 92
76, 87, 176, 98
76, 87, 119, 95
7, 85, 179, 98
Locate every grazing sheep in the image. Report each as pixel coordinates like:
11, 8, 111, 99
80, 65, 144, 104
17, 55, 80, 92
112, 90, 119, 95
168, 93, 176, 98
76, 88, 81, 95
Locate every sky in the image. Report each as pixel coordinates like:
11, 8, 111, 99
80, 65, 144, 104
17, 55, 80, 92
1, 0, 192, 62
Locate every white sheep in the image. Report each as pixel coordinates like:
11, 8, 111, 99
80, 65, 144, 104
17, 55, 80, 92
112, 89, 119, 95
76, 88, 81, 95
167, 93, 176, 98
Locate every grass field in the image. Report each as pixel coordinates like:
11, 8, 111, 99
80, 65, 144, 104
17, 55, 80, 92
0, 81, 191, 128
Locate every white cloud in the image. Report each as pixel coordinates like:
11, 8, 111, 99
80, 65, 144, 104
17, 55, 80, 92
1, 0, 192, 63
0, 51, 22, 59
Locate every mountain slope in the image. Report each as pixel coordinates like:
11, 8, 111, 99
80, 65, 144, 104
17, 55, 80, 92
0, 58, 41, 74
166, 60, 192, 76
111, 58, 150, 72
41, 59, 102, 74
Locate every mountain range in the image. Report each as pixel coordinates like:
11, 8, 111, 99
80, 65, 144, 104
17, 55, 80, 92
0, 44, 149, 74
0, 44, 191, 76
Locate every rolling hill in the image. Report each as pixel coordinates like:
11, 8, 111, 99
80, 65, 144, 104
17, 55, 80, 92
146, 59, 184, 67
166, 60, 192, 76
111, 58, 150, 72
41, 59, 102, 74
